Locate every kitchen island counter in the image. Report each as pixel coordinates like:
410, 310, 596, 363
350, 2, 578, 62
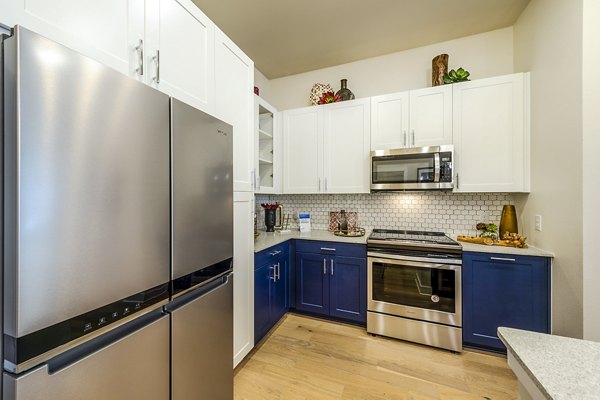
498, 327, 600, 399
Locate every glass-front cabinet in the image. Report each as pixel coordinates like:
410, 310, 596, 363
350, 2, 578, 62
254, 95, 281, 193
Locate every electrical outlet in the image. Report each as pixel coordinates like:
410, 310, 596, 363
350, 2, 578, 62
535, 215, 542, 231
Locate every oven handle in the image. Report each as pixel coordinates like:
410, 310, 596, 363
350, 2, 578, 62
368, 255, 460, 271
368, 252, 462, 266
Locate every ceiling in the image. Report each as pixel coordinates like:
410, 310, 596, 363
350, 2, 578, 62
193, 0, 530, 79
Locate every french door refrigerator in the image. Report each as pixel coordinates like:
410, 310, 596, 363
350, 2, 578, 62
1, 26, 234, 400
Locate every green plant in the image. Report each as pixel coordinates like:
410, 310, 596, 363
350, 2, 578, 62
443, 68, 471, 84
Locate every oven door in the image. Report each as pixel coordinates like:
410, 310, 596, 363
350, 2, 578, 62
367, 256, 461, 326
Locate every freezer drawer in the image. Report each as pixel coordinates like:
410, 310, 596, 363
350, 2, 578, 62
169, 274, 233, 400
3, 312, 169, 400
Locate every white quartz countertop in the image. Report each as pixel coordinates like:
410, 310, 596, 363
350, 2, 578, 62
254, 229, 368, 253
498, 327, 600, 399
458, 241, 554, 258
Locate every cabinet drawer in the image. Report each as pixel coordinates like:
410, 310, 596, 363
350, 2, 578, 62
255, 242, 289, 270
295, 240, 366, 259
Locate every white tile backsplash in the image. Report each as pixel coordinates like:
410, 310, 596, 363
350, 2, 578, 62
255, 192, 514, 236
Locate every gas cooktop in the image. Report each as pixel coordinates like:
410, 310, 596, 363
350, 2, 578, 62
367, 229, 460, 247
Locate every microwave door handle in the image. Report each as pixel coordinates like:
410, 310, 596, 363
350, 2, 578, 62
434, 153, 441, 183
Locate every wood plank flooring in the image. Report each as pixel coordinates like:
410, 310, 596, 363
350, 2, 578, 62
234, 314, 517, 400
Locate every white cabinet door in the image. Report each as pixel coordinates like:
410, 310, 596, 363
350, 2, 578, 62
283, 107, 323, 194
6, 0, 144, 77
323, 99, 371, 193
370, 92, 409, 150
146, 0, 215, 114
214, 28, 254, 192
453, 73, 530, 192
233, 191, 254, 367
409, 85, 453, 147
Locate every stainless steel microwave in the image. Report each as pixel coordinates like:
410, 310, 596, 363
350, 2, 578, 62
370, 145, 454, 191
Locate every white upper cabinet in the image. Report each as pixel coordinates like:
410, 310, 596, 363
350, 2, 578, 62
7, 0, 219, 114
283, 99, 370, 194
145, 0, 215, 114
371, 85, 452, 150
4, 0, 144, 77
370, 92, 409, 150
409, 85, 452, 147
323, 99, 371, 193
453, 73, 530, 193
213, 27, 254, 192
283, 107, 323, 194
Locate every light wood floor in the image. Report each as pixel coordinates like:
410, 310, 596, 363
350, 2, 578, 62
234, 314, 517, 400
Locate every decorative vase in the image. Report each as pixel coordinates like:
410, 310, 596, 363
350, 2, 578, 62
264, 209, 276, 232
338, 210, 348, 232
309, 83, 334, 106
335, 79, 355, 101
499, 205, 519, 238
432, 54, 449, 86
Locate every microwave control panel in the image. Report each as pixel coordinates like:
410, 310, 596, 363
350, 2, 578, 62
440, 152, 453, 183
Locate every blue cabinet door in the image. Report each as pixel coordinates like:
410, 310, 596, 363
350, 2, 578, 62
254, 262, 273, 343
271, 252, 289, 324
463, 252, 550, 352
329, 256, 366, 323
295, 251, 329, 316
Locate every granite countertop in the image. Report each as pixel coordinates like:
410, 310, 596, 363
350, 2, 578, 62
458, 241, 554, 258
498, 327, 600, 399
254, 229, 368, 253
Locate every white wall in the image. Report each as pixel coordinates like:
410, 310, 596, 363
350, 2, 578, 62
267, 27, 514, 110
513, 0, 584, 338
582, 0, 600, 341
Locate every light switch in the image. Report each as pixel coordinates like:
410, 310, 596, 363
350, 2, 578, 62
535, 215, 542, 231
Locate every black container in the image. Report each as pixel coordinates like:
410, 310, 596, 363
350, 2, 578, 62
264, 209, 276, 232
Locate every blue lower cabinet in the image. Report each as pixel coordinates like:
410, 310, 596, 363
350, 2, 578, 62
329, 256, 366, 322
462, 251, 551, 352
254, 263, 273, 343
295, 241, 367, 324
295, 251, 330, 315
254, 243, 289, 344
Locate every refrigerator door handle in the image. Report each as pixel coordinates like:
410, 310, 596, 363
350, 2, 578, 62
166, 274, 231, 312
46, 308, 166, 374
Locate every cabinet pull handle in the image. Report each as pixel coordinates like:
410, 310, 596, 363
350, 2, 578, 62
152, 50, 160, 83
456, 174, 459, 190
318, 178, 321, 192
403, 130, 407, 147
320, 247, 336, 252
270, 250, 282, 256
324, 178, 328, 192
323, 258, 327, 275
490, 257, 516, 262
411, 130, 415, 147
269, 266, 276, 280
251, 170, 255, 190
331, 259, 334, 276
134, 39, 144, 76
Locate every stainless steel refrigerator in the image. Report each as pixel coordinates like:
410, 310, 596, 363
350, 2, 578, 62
1, 26, 233, 399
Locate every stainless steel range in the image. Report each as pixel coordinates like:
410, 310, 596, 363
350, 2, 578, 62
367, 229, 463, 352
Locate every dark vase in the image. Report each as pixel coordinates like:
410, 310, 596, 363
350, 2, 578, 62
264, 209, 276, 232
335, 79, 355, 101
338, 210, 348, 232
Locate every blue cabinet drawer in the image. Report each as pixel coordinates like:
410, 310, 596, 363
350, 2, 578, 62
295, 240, 366, 259
255, 242, 289, 270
